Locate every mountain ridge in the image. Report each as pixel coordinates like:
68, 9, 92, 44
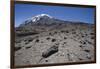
19, 14, 93, 28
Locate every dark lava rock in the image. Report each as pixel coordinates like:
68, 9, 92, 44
42, 45, 58, 58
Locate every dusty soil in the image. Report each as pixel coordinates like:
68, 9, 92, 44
14, 24, 95, 66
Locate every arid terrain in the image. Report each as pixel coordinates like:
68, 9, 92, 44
14, 14, 95, 66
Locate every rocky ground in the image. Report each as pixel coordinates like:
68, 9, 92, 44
14, 23, 95, 66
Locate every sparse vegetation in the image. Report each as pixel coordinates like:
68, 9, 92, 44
86, 40, 92, 44
64, 37, 67, 39
84, 49, 90, 53
72, 31, 76, 34
66, 30, 69, 33
87, 41, 92, 44
80, 41, 86, 44
90, 32, 94, 35
78, 58, 83, 60
45, 60, 48, 62
54, 31, 57, 34
63, 42, 66, 44
79, 45, 82, 48
49, 32, 52, 35
61, 30, 65, 33
35, 39, 39, 42
51, 39, 56, 42
26, 46, 31, 49
15, 47, 21, 51
91, 36, 94, 39
25, 41, 29, 44
71, 29, 74, 31
15, 40, 20, 43
86, 54, 91, 59
81, 35, 84, 37
16, 32, 39, 37
46, 37, 50, 40
28, 38, 33, 42
24, 38, 33, 44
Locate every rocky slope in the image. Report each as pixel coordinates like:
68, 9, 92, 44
14, 14, 95, 66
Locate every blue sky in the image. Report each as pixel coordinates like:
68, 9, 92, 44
15, 3, 95, 27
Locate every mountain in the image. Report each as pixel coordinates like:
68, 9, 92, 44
15, 14, 95, 66
19, 14, 66, 27
15, 14, 67, 37
15, 14, 93, 37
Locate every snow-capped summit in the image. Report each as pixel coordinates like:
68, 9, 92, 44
34, 14, 53, 18
21, 14, 53, 25
20, 14, 64, 27
30, 14, 53, 22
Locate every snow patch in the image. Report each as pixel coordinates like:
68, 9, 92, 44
22, 14, 53, 26
31, 14, 53, 22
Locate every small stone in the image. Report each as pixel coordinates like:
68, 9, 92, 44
45, 60, 48, 62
